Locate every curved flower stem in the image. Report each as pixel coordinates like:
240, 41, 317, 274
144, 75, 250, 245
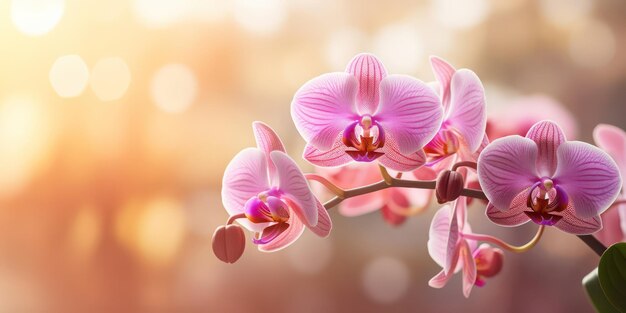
451, 161, 478, 172
227, 213, 246, 225
462, 225, 545, 253
305, 174, 345, 197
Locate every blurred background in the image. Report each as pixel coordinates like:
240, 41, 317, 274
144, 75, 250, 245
0, 0, 625, 312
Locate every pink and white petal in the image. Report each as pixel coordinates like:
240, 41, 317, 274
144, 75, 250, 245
340, 191, 385, 216
291, 72, 359, 151
222, 148, 271, 233
594, 124, 626, 179
378, 138, 427, 172
270, 151, 318, 226
375, 75, 443, 155
428, 204, 460, 273
477, 136, 539, 211
555, 206, 602, 235
526, 120, 567, 177
345, 53, 387, 115
307, 200, 332, 237
460, 240, 477, 298
303, 138, 353, 168
252, 121, 286, 178
446, 69, 486, 152
554, 141, 623, 218
486, 196, 531, 227
429, 56, 456, 110
258, 215, 305, 252
429, 268, 453, 289
595, 205, 626, 247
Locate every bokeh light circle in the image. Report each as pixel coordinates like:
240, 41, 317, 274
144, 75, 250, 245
90, 57, 132, 101
432, 0, 490, 30
361, 256, 411, 303
150, 64, 198, 113
132, 0, 188, 28
11, 0, 64, 36
233, 0, 286, 36
49, 55, 90, 98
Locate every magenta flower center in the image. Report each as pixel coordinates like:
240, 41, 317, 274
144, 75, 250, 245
424, 125, 460, 166
243, 189, 292, 245
524, 178, 569, 226
342, 115, 386, 162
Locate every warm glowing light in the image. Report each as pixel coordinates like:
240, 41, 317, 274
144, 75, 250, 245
150, 64, 198, 113
325, 27, 367, 69
362, 257, 411, 303
49, 55, 89, 98
136, 197, 185, 266
90, 57, 132, 101
233, 0, 286, 35
569, 20, 616, 69
132, 0, 188, 28
432, 0, 490, 30
285, 232, 333, 275
539, 0, 592, 28
67, 205, 102, 260
11, 0, 64, 36
372, 23, 424, 74
0, 96, 55, 197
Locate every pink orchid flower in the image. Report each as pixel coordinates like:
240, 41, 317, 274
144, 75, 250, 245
315, 162, 430, 225
292, 53, 443, 172
593, 124, 626, 246
420, 56, 488, 172
479, 120, 622, 234
221, 122, 332, 251
428, 199, 503, 297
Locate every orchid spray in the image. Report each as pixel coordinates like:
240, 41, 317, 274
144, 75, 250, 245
211, 54, 625, 309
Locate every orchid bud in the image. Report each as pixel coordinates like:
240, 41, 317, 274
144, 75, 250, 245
474, 244, 504, 278
212, 224, 246, 264
435, 170, 465, 204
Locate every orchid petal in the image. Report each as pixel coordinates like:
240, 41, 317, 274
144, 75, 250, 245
595, 205, 626, 246
429, 56, 455, 110
446, 69, 486, 152
486, 195, 531, 227
270, 151, 318, 226
303, 140, 353, 168
345, 53, 387, 115
554, 141, 622, 218
222, 148, 270, 232
291, 72, 358, 151
257, 219, 304, 251
477, 136, 539, 211
428, 205, 459, 272
252, 121, 286, 178
594, 123, 626, 179
460, 240, 477, 298
308, 200, 332, 237
252, 222, 291, 245
375, 75, 443, 155
378, 138, 427, 172
340, 192, 385, 216
554, 205, 602, 235
526, 120, 567, 177
429, 241, 461, 289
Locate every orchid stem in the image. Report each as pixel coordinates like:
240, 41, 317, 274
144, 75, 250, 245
462, 225, 545, 253
305, 174, 345, 197
451, 161, 478, 172
379, 165, 394, 185
227, 213, 246, 225
576, 235, 606, 257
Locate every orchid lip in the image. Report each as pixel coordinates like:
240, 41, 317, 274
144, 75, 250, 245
423, 126, 461, 163
525, 179, 569, 220
342, 116, 386, 162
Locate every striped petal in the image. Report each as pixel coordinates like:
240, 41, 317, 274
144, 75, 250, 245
477, 136, 539, 211
594, 124, 626, 180
446, 69, 486, 152
303, 138, 353, 168
429, 56, 456, 110
345, 53, 387, 115
291, 72, 358, 151
271, 151, 318, 226
252, 121, 286, 179
375, 75, 443, 155
554, 205, 602, 235
554, 141, 622, 218
526, 120, 566, 177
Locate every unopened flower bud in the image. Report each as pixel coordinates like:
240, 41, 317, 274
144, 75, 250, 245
474, 244, 504, 278
212, 224, 246, 264
436, 170, 465, 204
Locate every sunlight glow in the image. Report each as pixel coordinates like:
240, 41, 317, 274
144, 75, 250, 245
49, 55, 90, 98
90, 57, 132, 101
11, 0, 64, 36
